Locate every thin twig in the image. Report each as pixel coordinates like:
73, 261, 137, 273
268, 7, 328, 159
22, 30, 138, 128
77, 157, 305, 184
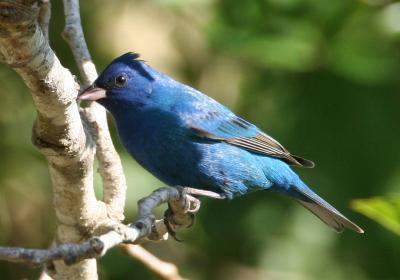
62, 0, 96, 85
38, 0, 51, 40
38, 270, 54, 280
120, 244, 187, 280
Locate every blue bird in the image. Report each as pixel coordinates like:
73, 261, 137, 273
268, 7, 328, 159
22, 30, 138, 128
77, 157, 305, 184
79, 52, 363, 233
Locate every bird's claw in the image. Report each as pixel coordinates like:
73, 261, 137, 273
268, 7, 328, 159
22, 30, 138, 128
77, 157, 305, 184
185, 212, 195, 228
163, 207, 196, 242
163, 208, 183, 242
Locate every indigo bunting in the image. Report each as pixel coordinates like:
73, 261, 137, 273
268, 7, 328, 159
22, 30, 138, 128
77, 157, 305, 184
79, 52, 363, 233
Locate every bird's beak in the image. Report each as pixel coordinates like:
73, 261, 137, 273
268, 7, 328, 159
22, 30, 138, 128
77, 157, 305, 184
77, 84, 107, 101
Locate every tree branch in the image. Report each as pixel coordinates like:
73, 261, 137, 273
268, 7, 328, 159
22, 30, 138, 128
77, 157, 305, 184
62, 0, 96, 85
0, 187, 203, 268
38, 0, 50, 40
62, 0, 127, 221
120, 244, 187, 280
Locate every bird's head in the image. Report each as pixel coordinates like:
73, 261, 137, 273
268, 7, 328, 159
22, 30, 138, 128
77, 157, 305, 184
78, 52, 155, 111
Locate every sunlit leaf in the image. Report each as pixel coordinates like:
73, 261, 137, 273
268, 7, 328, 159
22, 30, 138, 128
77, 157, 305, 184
352, 195, 400, 236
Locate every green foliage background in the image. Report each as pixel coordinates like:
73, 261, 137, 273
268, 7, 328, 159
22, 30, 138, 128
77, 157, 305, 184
0, 0, 399, 279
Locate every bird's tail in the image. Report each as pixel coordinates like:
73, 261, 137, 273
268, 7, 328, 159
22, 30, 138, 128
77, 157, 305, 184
287, 182, 364, 233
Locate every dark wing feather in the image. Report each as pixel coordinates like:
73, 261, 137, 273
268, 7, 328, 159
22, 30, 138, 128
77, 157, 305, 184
189, 115, 314, 168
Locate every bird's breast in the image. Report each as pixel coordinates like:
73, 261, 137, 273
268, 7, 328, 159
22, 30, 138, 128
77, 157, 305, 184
115, 111, 204, 186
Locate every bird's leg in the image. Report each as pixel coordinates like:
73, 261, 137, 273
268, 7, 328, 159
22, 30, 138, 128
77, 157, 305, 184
130, 187, 181, 240
163, 186, 223, 241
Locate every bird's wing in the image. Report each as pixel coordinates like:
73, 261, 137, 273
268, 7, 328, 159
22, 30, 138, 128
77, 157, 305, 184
188, 112, 314, 168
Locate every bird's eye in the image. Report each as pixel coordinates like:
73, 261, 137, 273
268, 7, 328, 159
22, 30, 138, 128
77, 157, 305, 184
114, 74, 128, 87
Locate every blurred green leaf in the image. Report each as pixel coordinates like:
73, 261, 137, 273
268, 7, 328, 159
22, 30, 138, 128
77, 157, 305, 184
352, 195, 400, 236
209, 23, 320, 71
